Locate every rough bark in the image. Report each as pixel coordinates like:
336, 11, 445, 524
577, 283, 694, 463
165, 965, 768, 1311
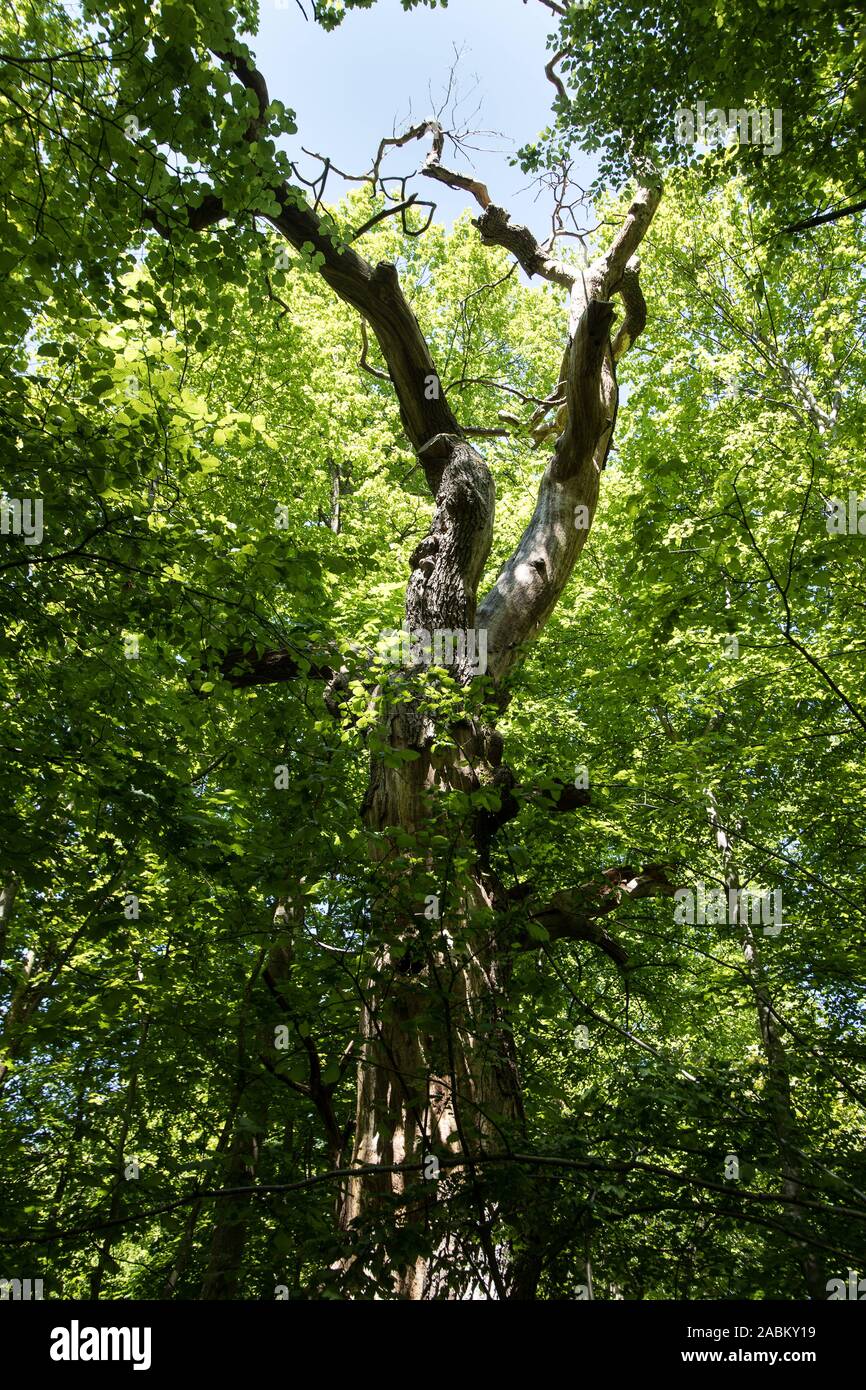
342, 728, 524, 1298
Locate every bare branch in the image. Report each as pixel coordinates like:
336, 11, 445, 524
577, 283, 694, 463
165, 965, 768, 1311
471, 204, 575, 287
521, 865, 677, 965
544, 49, 567, 104
349, 194, 426, 243
611, 258, 647, 362
421, 119, 493, 210
160, 48, 467, 478
445, 376, 561, 410
531, 0, 567, 15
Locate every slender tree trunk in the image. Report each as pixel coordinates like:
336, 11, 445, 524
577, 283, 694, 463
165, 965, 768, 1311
0, 876, 18, 963
707, 793, 824, 1298
200, 943, 270, 1300
162, 1102, 241, 1298
200, 901, 307, 1300
48, 1057, 94, 1298
88, 1015, 151, 1299
199, 1092, 270, 1300
0, 944, 53, 1092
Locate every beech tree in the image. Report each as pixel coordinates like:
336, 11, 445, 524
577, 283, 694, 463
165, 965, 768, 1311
1, 0, 864, 1302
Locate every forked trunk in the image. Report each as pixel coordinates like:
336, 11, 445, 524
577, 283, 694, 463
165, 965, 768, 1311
341, 725, 523, 1299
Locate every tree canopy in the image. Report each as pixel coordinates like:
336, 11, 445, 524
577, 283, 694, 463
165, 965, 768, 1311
0, 0, 864, 1305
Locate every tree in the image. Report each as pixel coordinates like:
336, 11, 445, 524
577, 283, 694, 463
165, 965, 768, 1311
524, 0, 866, 236
1, 0, 864, 1301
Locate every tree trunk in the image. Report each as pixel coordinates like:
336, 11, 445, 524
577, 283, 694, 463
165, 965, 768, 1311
200, 943, 270, 1300
342, 738, 524, 1299
0, 876, 18, 963
329, 185, 661, 1296
88, 1014, 150, 1299
0, 944, 53, 1093
198, 106, 660, 1294
707, 793, 824, 1298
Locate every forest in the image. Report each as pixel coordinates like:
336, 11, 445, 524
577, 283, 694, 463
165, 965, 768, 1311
1, 0, 865, 1305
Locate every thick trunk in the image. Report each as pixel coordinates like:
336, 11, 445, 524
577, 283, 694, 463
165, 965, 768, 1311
191, 102, 660, 1293
331, 194, 660, 1290
333, 421, 527, 1296
342, 709, 524, 1298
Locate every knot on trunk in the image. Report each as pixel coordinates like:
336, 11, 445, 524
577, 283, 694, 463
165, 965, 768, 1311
409, 534, 439, 576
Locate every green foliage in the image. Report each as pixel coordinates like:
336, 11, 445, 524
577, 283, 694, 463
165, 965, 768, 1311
0, 0, 863, 1302
523, 0, 865, 231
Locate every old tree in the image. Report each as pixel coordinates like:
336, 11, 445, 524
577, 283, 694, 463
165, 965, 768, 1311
1, 0, 865, 1299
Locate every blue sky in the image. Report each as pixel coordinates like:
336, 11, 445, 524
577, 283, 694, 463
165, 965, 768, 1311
242, 0, 598, 240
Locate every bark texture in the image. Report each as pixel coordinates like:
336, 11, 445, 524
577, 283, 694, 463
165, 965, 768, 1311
173, 45, 662, 1297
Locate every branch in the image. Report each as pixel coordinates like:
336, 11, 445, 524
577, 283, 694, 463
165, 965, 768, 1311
476, 183, 661, 680
420, 120, 493, 211
358, 320, 390, 382
402, 118, 575, 288
779, 197, 866, 236
522, 865, 677, 964
217, 645, 334, 688
611, 258, 647, 362
349, 195, 421, 242
525, 780, 592, 814
212, 644, 355, 720
529, 904, 629, 965
150, 47, 467, 484
8, 1153, 862, 1254
445, 376, 558, 410
470, 204, 575, 288
544, 49, 567, 104
592, 183, 662, 300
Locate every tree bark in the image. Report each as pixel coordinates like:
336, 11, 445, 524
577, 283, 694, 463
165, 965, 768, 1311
706, 792, 825, 1299
169, 50, 661, 1296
